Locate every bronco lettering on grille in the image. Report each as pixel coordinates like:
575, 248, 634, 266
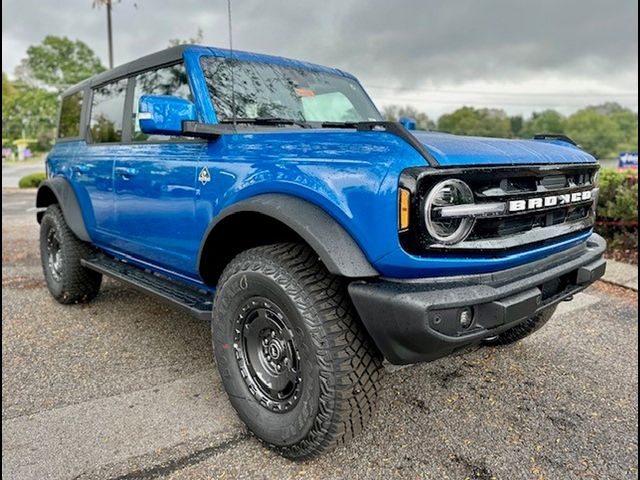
508, 190, 593, 213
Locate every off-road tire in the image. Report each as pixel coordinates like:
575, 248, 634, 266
212, 243, 383, 460
483, 305, 558, 346
40, 204, 102, 304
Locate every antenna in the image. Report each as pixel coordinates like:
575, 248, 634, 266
227, 0, 237, 129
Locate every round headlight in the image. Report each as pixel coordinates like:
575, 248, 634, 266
424, 179, 475, 245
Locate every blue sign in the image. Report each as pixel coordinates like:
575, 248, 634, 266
619, 152, 638, 169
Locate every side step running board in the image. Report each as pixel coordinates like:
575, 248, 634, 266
81, 254, 213, 320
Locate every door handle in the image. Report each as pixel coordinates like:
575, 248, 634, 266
73, 164, 89, 175
115, 166, 139, 178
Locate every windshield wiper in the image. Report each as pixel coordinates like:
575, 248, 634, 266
220, 117, 312, 128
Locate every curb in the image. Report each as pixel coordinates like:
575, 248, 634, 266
601, 259, 638, 291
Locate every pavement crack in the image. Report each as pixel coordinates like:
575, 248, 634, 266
105, 433, 250, 480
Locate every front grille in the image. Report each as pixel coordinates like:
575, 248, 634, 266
468, 204, 592, 241
399, 164, 598, 255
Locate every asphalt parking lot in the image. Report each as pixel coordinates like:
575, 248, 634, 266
2, 188, 638, 480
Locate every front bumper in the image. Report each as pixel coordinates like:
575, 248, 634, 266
349, 233, 607, 365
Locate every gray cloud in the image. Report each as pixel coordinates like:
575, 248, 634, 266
2, 0, 637, 117
230, 0, 637, 86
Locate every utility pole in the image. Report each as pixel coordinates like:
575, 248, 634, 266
106, 0, 113, 69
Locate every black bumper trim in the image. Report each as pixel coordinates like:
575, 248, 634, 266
349, 234, 606, 365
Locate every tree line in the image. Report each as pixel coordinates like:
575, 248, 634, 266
2, 35, 638, 159
383, 103, 638, 159
3, 36, 105, 151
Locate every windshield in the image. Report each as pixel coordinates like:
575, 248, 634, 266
200, 56, 382, 124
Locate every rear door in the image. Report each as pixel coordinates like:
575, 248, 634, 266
71, 79, 129, 244
112, 63, 207, 276
50, 90, 85, 217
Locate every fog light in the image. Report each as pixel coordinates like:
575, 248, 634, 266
459, 308, 473, 329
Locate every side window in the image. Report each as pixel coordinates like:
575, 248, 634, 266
132, 63, 191, 141
58, 91, 83, 138
89, 78, 128, 143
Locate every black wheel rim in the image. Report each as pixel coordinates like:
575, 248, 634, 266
234, 297, 302, 413
46, 227, 63, 282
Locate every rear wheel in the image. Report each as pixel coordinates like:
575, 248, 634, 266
39, 205, 102, 304
212, 243, 383, 459
483, 305, 557, 346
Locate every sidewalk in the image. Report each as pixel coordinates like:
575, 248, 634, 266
602, 258, 638, 291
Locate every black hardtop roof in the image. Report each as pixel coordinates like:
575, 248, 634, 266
61, 44, 189, 97
60, 44, 354, 98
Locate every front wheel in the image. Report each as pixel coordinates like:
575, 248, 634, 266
212, 243, 383, 459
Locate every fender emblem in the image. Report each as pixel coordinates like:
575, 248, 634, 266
198, 166, 211, 185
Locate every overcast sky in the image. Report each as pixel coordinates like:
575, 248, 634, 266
2, 0, 638, 119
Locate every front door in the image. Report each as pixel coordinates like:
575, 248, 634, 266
112, 142, 206, 276
112, 62, 206, 277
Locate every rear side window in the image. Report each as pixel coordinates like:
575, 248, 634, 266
132, 63, 191, 141
58, 91, 83, 138
89, 78, 128, 143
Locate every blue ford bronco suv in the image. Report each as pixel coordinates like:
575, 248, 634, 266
38, 45, 606, 458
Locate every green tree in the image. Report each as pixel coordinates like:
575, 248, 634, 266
2, 82, 58, 149
17, 35, 105, 92
168, 29, 204, 47
510, 115, 524, 137
2, 72, 16, 114
566, 108, 623, 159
382, 104, 435, 130
609, 109, 638, 151
520, 110, 566, 139
437, 106, 512, 138
578, 102, 637, 151
590, 101, 629, 116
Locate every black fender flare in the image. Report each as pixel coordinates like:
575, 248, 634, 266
36, 177, 91, 242
198, 194, 379, 280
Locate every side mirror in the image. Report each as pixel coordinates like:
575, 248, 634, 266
138, 95, 197, 135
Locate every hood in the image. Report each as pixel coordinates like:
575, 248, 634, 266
410, 131, 596, 167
